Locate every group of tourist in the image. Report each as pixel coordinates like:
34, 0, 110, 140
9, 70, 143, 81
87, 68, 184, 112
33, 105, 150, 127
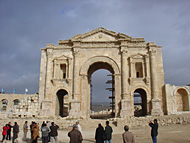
1, 119, 158, 143
1, 122, 19, 143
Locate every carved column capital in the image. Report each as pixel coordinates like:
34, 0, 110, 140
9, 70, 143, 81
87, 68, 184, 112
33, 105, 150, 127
120, 47, 128, 54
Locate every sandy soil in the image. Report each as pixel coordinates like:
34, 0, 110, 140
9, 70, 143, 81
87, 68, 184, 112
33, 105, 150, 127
1, 124, 190, 143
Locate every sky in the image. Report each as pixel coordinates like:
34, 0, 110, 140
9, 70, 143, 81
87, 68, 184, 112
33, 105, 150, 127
0, 0, 190, 102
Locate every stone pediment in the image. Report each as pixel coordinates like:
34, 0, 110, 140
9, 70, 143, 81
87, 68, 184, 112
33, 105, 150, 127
71, 27, 131, 42
53, 55, 72, 61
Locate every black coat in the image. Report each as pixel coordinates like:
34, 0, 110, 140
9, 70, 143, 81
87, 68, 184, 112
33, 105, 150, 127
13, 125, 19, 139
95, 126, 105, 143
149, 123, 158, 136
49, 125, 59, 137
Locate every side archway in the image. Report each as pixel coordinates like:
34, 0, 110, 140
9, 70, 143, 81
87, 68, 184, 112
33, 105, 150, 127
55, 89, 69, 117
174, 88, 189, 112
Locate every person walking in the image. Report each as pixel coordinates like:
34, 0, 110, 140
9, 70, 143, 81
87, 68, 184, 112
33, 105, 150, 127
6, 122, 12, 140
122, 125, 135, 143
32, 123, 40, 143
49, 122, 59, 143
105, 121, 113, 143
68, 124, 83, 143
23, 121, 28, 141
95, 123, 105, 143
149, 119, 158, 143
1, 124, 9, 142
12, 122, 19, 143
41, 124, 50, 143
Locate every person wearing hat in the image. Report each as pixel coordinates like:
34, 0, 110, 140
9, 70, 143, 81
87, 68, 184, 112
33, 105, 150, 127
68, 124, 83, 143
122, 125, 135, 143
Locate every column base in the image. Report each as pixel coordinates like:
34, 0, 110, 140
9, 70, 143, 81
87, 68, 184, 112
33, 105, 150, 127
151, 99, 163, 116
39, 100, 52, 116
120, 99, 133, 117
69, 100, 81, 118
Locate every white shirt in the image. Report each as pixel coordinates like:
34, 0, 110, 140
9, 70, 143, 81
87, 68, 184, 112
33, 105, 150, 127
77, 124, 82, 133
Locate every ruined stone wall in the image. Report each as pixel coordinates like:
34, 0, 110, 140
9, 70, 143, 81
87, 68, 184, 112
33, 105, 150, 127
165, 84, 190, 115
0, 93, 39, 118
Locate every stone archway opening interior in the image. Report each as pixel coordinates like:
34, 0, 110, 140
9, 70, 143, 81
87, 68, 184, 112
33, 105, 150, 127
134, 89, 147, 117
176, 89, 189, 111
87, 62, 115, 119
56, 89, 68, 117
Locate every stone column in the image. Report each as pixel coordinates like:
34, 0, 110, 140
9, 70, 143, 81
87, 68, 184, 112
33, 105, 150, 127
69, 43, 81, 118
119, 41, 132, 117
148, 43, 163, 115
145, 55, 150, 85
40, 44, 54, 116
72, 48, 80, 100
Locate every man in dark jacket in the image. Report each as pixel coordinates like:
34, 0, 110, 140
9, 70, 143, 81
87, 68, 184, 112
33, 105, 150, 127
6, 122, 12, 140
12, 122, 19, 143
149, 119, 158, 143
95, 123, 105, 143
49, 122, 59, 143
68, 124, 83, 143
105, 121, 113, 143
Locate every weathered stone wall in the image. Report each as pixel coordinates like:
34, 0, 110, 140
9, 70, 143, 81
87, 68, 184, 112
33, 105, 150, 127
165, 84, 190, 115
0, 93, 39, 118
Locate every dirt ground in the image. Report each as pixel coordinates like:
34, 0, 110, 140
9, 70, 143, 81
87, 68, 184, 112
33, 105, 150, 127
1, 123, 190, 143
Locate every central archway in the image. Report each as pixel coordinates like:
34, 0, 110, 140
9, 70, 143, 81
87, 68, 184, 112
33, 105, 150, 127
88, 62, 115, 119
80, 56, 121, 118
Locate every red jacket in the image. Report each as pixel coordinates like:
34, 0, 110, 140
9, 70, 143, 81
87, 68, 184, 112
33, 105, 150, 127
2, 126, 9, 135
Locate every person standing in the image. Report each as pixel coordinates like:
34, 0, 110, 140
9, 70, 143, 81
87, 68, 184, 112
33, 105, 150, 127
122, 125, 135, 143
32, 123, 40, 143
76, 121, 82, 134
49, 122, 59, 143
12, 122, 19, 143
1, 124, 9, 142
30, 121, 35, 140
95, 123, 105, 143
6, 122, 12, 140
149, 119, 158, 143
105, 121, 113, 143
23, 121, 28, 141
41, 124, 50, 143
68, 124, 83, 143
46, 121, 51, 142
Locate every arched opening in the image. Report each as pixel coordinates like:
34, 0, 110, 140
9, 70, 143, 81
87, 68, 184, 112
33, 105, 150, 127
88, 62, 115, 119
1, 99, 8, 112
13, 99, 20, 106
176, 88, 189, 111
56, 89, 69, 117
133, 89, 147, 117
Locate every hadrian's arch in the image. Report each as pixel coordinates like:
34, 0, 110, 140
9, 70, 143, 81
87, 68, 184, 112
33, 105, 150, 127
80, 56, 121, 118
39, 27, 165, 118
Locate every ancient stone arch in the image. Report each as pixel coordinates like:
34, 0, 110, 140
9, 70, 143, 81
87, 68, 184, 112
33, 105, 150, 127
39, 27, 165, 118
80, 56, 120, 76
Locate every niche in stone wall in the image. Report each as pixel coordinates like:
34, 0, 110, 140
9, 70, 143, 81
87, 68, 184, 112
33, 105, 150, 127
60, 64, 66, 79
53, 55, 71, 80
135, 62, 143, 78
